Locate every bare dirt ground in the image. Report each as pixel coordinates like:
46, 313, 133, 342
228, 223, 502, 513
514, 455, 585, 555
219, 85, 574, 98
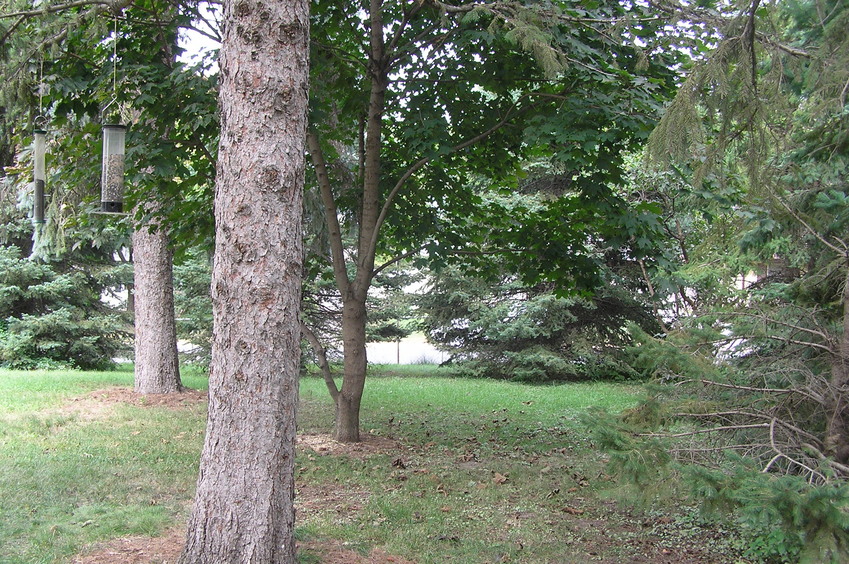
72, 528, 415, 564
67, 388, 728, 564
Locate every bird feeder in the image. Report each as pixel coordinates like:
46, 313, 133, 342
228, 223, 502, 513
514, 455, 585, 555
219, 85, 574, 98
100, 123, 126, 213
32, 129, 46, 224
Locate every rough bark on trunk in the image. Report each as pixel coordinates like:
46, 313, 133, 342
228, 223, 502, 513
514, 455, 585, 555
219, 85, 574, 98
826, 264, 849, 463
179, 0, 309, 560
132, 214, 181, 394
335, 299, 368, 442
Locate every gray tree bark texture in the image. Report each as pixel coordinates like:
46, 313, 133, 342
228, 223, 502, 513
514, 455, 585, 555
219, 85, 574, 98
132, 216, 182, 394
179, 0, 309, 560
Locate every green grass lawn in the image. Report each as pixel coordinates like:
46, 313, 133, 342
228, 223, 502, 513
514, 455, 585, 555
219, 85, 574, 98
0, 366, 737, 563
0, 367, 209, 564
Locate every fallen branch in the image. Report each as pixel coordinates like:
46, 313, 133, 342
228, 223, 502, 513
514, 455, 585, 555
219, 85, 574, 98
639, 422, 770, 439
692, 379, 824, 404
764, 418, 827, 484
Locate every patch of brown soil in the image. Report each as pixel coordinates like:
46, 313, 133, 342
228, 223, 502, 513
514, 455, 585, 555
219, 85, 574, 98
46, 387, 206, 424
73, 528, 416, 564
72, 528, 184, 564
79, 387, 208, 409
298, 432, 402, 458
296, 482, 372, 522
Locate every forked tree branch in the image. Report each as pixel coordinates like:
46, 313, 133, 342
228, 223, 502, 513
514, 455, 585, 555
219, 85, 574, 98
367, 92, 537, 262
763, 418, 827, 483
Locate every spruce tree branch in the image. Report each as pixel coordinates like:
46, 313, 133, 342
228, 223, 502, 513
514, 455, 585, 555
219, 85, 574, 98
668, 444, 765, 454
742, 0, 760, 94
3, 27, 68, 83
774, 195, 848, 257
763, 418, 827, 483
675, 410, 824, 447
429, 0, 658, 25
639, 423, 770, 438
1, 0, 132, 81
811, 448, 849, 476
754, 31, 810, 58
690, 332, 834, 355
687, 379, 824, 404
756, 335, 834, 353
722, 311, 831, 342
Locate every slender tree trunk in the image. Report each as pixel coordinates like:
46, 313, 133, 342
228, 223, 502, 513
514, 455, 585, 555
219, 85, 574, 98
179, 0, 309, 559
327, 0, 389, 443
335, 298, 368, 442
132, 210, 181, 394
826, 263, 849, 462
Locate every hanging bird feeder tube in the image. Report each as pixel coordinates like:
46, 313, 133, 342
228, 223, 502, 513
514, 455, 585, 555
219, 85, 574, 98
100, 123, 126, 213
32, 129, 46, 224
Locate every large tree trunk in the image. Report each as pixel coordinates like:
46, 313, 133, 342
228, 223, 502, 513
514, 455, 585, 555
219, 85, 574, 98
179, 0, 309, 559
335, 298, 368, 442
132, 213, 181, 394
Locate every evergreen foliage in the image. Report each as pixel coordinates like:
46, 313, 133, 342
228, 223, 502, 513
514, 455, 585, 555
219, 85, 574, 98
0, 128, 132, 369
172, 250, 212, 366
0, 246, 129, 369
587, 0, 849, 560
420, 262, 660, 382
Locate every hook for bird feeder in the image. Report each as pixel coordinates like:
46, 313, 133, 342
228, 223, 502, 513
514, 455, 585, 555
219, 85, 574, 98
99, 13, 128, 214
32, 57, 47, 225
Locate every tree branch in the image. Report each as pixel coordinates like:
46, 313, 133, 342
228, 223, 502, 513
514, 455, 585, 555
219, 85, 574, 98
366, 93, 533, 262
372, 246, 426, 278
714, 311, 836, 353
675, 410, 825, 448
692, 378, 824, 404
0, 0, 113, 19
306, 130, 351, 298
0, 15, 26, 45
639, 423, 770, 438
774, 195, 848, 257
300, 321, 340, 401
763, 418, 827, 483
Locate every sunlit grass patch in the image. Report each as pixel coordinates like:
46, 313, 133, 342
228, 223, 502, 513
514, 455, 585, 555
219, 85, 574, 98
0, 370, 207, 563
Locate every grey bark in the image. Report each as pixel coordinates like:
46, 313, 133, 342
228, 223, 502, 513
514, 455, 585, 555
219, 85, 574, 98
179, 0, 309, 559
826, 264, 849, 463
132, 215, 181, 394
336, 298, 368, 442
